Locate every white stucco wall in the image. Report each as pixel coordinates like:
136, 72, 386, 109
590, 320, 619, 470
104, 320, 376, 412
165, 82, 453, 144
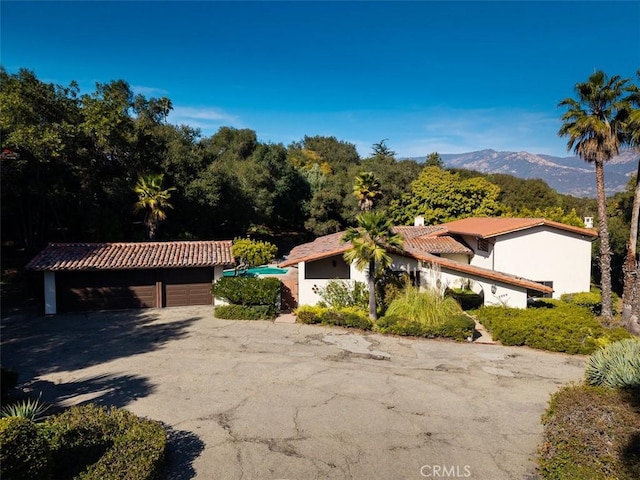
297, 257, 368, 306
213, 265, 228, 305
485, 227, 592, 298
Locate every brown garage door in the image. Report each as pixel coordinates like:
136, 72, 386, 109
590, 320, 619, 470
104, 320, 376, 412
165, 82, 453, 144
163, 268, 214, 307
57, 270, 156, 312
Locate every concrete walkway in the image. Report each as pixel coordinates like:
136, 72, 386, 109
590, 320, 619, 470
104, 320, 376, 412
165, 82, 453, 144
1, 306, 585, 479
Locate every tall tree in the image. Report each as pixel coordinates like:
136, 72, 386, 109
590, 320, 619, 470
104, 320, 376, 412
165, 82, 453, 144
558, 70, 629, 320
134, 173, 176, 240
388, 166, 503, 225
371, 139, 396, 160
353, 172, 382, 211
425, 152, 444, 168
621, 70, 640, 334
342, 211, 403, 320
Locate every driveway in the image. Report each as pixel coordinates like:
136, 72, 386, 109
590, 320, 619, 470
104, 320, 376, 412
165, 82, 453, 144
0, 306, 586, 479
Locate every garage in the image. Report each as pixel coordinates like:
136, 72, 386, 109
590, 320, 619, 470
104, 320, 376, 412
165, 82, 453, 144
26, 241, 234, 314
56, 270, 157, 312
163, 268, 213, 307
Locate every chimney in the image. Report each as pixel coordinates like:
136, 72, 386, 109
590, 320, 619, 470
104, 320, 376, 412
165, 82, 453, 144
414, 216, 425, 227
584, 217, 594, 229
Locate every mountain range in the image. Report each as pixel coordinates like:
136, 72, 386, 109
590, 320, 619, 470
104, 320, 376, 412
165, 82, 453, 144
405, 149, 639, 197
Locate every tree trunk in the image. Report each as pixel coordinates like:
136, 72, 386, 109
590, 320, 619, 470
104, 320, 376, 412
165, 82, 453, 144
622, 161, 640, 332
595, 159, 613, 319
368, 259, 377, 321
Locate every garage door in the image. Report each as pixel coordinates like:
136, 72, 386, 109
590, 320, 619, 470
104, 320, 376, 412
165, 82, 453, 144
57, 270, 157, 312
163, 268, 214, 307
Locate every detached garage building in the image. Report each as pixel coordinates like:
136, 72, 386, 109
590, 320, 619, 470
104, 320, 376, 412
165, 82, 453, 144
26, 241, 234, 314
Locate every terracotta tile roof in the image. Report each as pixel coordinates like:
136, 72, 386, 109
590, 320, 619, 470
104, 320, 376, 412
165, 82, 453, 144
26, 241, 234, 271
402, 249, 553, 294
280, 232, 349, 267
392, 225, 446, 240
439, 217, 598, 239
279, 227, 471, 267
403, 236, 473, 255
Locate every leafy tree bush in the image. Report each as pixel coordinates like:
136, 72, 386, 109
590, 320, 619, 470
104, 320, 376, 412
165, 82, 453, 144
317, 280, 368, 310
295, 305, 325, 324
560, 290, 604, 315
376, 314, 475, 341
214, 304, 275, 320
539, 384, 640, 479
474, 301, 630, 354
212, 277, 281, 314
0, 416, 52, 480
585, 338, 640, 389
294, 305, 372, 330
44, 404, 166, 480
231, 238, 278, 266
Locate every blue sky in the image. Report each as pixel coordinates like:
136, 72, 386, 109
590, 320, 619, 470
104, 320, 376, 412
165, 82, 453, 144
2, 1, 639, 158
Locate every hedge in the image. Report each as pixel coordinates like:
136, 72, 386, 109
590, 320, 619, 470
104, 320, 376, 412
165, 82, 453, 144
212, 276, 281, 315
473, 300, 630, 354
214, 304, 275, 320
0, 416, 52, 480
376, 314, 475, 341
295, 306, 373, 330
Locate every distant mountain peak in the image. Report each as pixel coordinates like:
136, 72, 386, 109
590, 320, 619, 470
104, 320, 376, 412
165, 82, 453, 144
403, 149, 638, 197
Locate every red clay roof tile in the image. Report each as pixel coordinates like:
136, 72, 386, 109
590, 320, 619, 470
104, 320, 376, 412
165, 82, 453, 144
26, 241, 234, 271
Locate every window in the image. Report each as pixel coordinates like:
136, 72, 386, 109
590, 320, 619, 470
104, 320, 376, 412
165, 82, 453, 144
477, 238, 489, 252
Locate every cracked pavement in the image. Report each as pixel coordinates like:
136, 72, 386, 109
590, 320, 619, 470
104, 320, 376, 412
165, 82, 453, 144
1, 306, 586, 479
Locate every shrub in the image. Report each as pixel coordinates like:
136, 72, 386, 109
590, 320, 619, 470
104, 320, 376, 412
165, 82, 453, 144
295, 305, 372, 330
585, 338, 640, 389
539, 384, 640, 479
295, 305, 324, 324
434, 315, 476, 340
214, 304, 275, 320
212, 276, 281, 314
376, 313, 474, 341
44, 404, 166, 480
231, 238, 278, 267
0, 416, 52, 480
320, 307, 372, 330
317, 280, 368, 310
561, 289, 619, 316
474, 301, 630, 354
385, 287, 463, 328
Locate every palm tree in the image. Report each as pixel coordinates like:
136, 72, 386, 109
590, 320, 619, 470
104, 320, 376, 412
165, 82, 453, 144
342, 211, 403, 320
134, 173, 176, 240
558, 70, 630, 319
353, 172, 382, 212
621, 71, 640, 333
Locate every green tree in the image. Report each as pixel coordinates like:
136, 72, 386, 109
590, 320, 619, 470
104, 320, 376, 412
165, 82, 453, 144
388, 166, 503, 225
342, 211, 403, 320
353, 172, 382, 212
558, 70, 630, 319
134, 173, 176, 240
231, 238, 278, 267
371, 139, 396, 160
424, 152, 444, 168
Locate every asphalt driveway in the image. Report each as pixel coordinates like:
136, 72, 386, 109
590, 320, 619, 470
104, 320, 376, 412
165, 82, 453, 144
0, 306, 586, 479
